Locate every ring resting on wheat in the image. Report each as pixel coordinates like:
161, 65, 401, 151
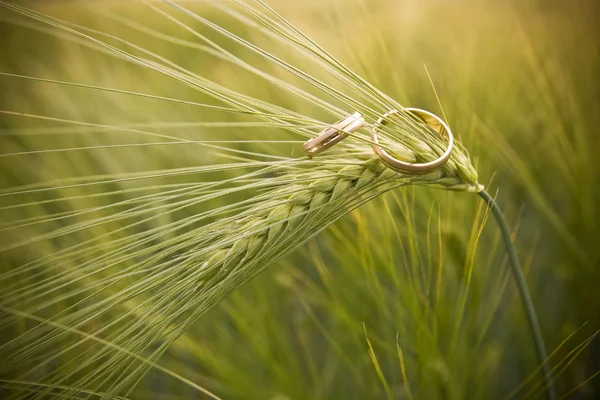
303, 112, 365, 157
303, 108, 454, 175
371, 108, 454, 174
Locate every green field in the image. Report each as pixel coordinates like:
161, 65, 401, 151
0, 1, 598, 399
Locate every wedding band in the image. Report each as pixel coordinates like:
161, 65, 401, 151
371, 107, 454, 174
303, 112, 365, 157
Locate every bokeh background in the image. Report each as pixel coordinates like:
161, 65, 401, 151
1, 0, 599, 399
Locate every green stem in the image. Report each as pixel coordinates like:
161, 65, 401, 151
479, 190, 556, 400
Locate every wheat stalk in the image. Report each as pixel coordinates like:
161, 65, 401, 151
0, 136, 480, 398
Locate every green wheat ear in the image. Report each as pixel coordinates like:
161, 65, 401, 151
0, 0, 554, 399
0, 145, 477, 398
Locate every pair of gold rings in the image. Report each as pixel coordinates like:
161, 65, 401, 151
303, 108, 454, 174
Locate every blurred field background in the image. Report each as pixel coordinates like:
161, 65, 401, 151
0, 0, 599, 399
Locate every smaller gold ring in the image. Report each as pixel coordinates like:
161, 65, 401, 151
371, 107, 454, 174
303, 112, 365, 157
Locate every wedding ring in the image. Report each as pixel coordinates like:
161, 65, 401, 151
303, 112, 365, 157
371, 107, 454, 174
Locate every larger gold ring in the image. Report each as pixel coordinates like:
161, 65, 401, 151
371, 107, 454, 174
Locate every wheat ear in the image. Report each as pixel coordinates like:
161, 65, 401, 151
0, 139, 480, 398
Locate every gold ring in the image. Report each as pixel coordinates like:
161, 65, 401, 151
371, 108, 454, 174
303, 112, 365, 157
